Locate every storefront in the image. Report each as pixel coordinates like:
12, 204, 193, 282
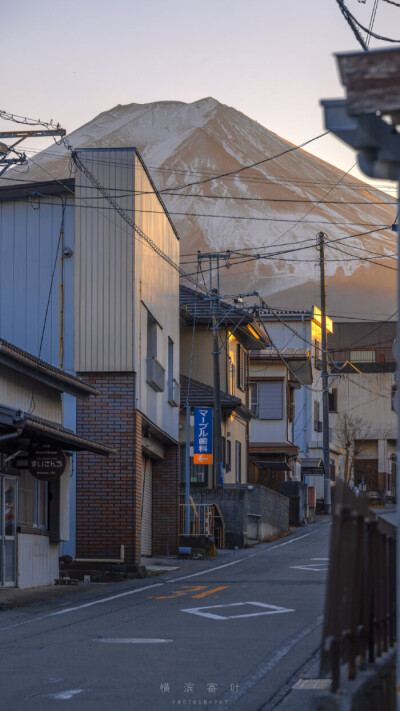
0, 340, 111, 588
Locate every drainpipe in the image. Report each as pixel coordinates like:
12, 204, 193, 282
0, 429, 23, 443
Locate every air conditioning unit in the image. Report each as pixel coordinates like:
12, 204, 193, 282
146, 357, 165, 392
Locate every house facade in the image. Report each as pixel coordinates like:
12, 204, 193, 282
179, 287, 289, 547
248, 348, 312, 490
328, 321, 397, 496
0, 340, 109, 588
0, 147, 180, 565
257, 308, 340, 498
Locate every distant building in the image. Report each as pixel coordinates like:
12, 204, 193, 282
257, 308, 340, 498
248, 347, 312, 490
328, 321, 396, 496
179, 286, 289, 547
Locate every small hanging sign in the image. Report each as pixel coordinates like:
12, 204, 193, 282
28, 449, 66, 481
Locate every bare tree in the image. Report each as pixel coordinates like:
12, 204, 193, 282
336, 414, 370, 485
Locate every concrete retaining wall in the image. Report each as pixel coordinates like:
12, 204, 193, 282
191, 484, 289, 548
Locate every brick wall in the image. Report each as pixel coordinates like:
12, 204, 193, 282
76, 372, 143, 564
76, 371, 179, 563
152, 444, 180, 555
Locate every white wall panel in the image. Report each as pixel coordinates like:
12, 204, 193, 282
0, 365, 62, 422
17, 534, 59, 588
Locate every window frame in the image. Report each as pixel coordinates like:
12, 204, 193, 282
257, 380, 283, 420
235, 440, 242, 483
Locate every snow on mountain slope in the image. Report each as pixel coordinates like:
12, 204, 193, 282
5, 98, 396, 317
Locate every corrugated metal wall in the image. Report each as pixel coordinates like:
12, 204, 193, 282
74, 149, 135, 372
134, 153, 180, 438
0, 197, 75, 369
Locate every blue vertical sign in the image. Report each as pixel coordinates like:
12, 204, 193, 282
193, 407, 213, 465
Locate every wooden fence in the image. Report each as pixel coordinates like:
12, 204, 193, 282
320, 480, 396, 703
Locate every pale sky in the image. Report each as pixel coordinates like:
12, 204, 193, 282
2, 0, 399, 189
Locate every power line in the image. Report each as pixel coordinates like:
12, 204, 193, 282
336, 0, 400, 44
155, 130, 331, 194
23, 198, 395, 228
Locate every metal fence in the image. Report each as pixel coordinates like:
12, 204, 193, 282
179, 501, 225, 548
320, 480, 396, 699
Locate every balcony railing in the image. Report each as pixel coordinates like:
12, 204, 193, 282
146, 357, 165, 392
168, 378, 180, 407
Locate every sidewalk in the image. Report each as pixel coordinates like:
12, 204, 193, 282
0, 554, 195, 612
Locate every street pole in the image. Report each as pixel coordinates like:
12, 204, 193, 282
185, 404, 190, 535
210, 255, 223, 489
396, 180, 400, 711
318, 231, 331, 515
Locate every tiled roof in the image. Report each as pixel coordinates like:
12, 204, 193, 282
180, 375, 241, 409
180, 284, 253, 325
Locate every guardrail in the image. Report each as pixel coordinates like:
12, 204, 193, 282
320, 480, 396, 698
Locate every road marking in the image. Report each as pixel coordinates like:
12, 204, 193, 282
149, 584, 229, 599
0, 583, 164, 632
96, 638, 172, 644
223, 616, 324, 707
293, 679, 331, 690
269, 532, 313, 550
46, 690, 84, 700
168, 558, 247, 582
290, 562, 328, 571
182, 601, 295, 620
0, 525, 327, 632
311, 558, 329, 560
191, 586, 229, 598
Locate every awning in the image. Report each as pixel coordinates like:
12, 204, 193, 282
253, 461, 292, 472
0, 404, 114, 456
301, 458, 325, 476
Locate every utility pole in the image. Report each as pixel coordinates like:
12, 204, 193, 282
198, 252, 230, 488
317, 231, 331, 515
0, 127, 66, 176
185, 404, 191, 534
210, 255, 224, 489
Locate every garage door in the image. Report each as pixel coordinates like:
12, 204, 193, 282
141, 457, 152, 557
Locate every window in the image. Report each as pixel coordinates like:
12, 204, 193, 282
222, 436, 226, 469
328, 388, 337, 412
288, 386, 295, 422
350, 350, 375, 362
258, 381, 283, 420
235, 441, 242, 483
18, 471, 48, 529
168, 338, 177, 404
236, 344, 246, 391
147, 311, 158, 359
392, 384, 396, 412
314, 400, 321, 432
229, 360, 236, 396
226, 439, 232, 472
249, 383, 258, 416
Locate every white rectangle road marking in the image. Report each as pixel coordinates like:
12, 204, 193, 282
182, 601, 295, 620
96, 638, 173, 644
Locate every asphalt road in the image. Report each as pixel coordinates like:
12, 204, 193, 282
1, 519, 331, 711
